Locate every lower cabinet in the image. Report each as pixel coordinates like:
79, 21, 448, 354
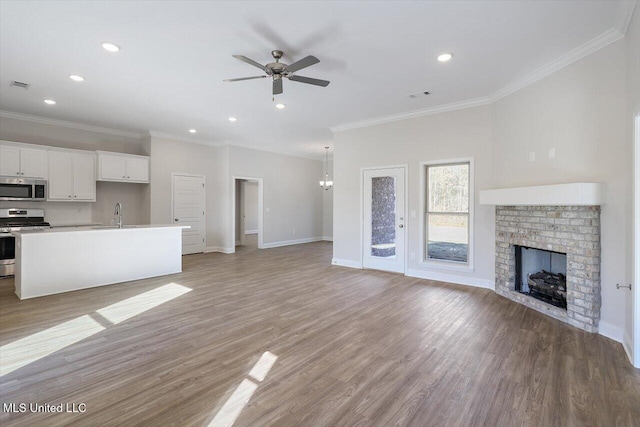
48, 151, 96, 202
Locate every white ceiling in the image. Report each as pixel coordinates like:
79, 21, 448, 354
0, 1, 634, 158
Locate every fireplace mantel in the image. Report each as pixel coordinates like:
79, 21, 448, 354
479, 183, 606, 206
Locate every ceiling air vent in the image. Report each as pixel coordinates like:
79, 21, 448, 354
408, 91, 430, 98
10, 81, 30, 90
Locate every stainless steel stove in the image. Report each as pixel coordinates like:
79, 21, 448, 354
0, 208, 50, 277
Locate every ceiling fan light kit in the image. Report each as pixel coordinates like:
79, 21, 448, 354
224, 50, 330, 96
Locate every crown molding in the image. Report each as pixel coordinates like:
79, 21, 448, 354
329, 97, 491, 133
331, 26, 625, 133
146, 130, 225, 147
223, 142, 323, 161
618, 0, 637, 35
147, 131, 321, 160
489, 27, 624, 102
0, 110, 142, 139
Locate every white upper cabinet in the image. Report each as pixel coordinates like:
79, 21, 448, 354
0, 142, 48, 178
48, 150, 96, 202
97, 151, 149, 183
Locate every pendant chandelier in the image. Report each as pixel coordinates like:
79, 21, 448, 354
319, 146, 333, 191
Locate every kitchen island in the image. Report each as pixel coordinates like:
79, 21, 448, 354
14, 225, 189, 299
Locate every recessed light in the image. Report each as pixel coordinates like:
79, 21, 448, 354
189, 129, 197, 134
437, 53, 453, 62
228, 117, 237, 122
43, 99, 56, 105
102, 42, 120, 53
69, 74, 84, 82
275, 103, 286, 109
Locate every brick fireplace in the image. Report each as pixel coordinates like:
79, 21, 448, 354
494, 205, 601, 333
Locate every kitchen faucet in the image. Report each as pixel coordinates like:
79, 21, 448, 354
114, 202, 123, 228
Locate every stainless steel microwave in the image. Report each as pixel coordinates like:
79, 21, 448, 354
0, 177, 47, 201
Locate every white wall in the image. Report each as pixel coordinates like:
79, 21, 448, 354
148, 136, 222, 248
625, 4, 640, 362
333, 36, 632, 339
225, 145, 324, 249
244, 181, 258, 232
333, 105, 495, 286
147, 138, 324, 251
0, 116, 149, 226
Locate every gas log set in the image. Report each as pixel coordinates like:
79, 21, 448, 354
527, 270, 567, 309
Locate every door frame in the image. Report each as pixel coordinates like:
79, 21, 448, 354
360, 164, 408, 273
231, 176, 264, 253
634, 113, 640, 368
171, 173, 206, 253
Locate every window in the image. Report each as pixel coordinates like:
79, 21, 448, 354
425, 162, 471, 264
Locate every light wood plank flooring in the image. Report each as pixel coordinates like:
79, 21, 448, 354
1, 240, 639, 426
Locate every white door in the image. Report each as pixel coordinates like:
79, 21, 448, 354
73, 154, 96, 201
173, 174, 205, 255
363, 167, 406, 273
20, 148, 47, 178
0, 146, 20, 177
126, 158, 149, 182
48, 152, 74, 200
100, 155, 127, 180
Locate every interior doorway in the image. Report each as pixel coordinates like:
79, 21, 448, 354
233, 177, 263, 252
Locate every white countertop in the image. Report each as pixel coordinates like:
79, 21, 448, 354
14, 224, 190, 235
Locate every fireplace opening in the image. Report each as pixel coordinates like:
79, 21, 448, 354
514, 245, 567, 310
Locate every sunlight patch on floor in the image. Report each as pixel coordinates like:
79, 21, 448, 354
207, 379, 258, 427
1, 283, 192, 378
96, 283, 192, 324
248, 351, 278, 382
207, 351, 278, 427
0, 315, 105, 377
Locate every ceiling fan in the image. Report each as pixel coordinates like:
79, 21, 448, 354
224, 50, 330, 95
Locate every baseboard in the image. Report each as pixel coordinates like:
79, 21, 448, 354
204, 246, 235, 254
598, 321, 624, 344
331, 258, 362, 269
245, 230, 258, 235
261, 237, 323, 249
235, 240, 240, 245
622, 330, 634, 365
405, 268, 495, 290
322, 236, 333, 242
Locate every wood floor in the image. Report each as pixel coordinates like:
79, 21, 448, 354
1, 239, 639, 426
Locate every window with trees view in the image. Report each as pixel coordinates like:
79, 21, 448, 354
425, 162, 470, 264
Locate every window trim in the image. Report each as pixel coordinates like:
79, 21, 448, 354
419, 158, 474, 272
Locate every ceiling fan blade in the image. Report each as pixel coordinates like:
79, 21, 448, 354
287, 75, 330, 87
283, 55, 319, 73
223, 76, 267, 82
273, 78, 283, 95
232, 55, 269, 72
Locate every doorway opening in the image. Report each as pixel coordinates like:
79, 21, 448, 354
233, 177, 264, 253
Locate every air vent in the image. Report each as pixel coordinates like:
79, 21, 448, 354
408, 91, 430, 98
10, 81, 30, 90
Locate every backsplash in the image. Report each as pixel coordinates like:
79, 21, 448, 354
0, 201, 93, 226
